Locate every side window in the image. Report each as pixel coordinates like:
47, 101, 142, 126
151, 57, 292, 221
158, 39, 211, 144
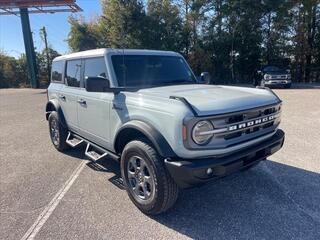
51, 61, 63, 82
84, 57, 107, 86
65, 60, 81, 87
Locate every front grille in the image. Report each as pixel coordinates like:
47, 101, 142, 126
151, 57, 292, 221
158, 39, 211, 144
271, 75, 287, 79
227, 114, 244, 124
209, 104, 281, 141
185, 103, 282, 150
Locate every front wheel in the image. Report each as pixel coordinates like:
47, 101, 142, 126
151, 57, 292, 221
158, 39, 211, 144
121, 140, 179, 215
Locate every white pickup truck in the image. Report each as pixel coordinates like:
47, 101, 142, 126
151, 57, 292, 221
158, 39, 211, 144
46, 49, 285, 215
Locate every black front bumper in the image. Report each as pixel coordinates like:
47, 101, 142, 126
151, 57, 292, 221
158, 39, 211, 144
265, 82, 291, 88
165, 129, 285, 188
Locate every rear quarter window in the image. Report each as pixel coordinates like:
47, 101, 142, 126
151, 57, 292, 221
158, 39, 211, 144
51, 61, 64, 82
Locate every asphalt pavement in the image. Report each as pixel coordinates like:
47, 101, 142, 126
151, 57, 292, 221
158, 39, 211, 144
0, 87, 319, 240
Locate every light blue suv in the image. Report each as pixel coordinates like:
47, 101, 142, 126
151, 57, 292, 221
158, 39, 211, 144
46, 49, 285, 215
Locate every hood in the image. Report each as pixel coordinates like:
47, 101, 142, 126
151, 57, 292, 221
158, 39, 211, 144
138, 85, 280, 116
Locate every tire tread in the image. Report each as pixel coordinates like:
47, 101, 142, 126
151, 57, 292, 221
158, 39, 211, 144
122, 139, 179, 215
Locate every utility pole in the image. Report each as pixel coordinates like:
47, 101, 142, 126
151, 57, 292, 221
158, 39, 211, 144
1, 1, 82, 89
40, 26, 50, 83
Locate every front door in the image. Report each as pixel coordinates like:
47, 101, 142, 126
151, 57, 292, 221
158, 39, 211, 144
77, 57, 112, 149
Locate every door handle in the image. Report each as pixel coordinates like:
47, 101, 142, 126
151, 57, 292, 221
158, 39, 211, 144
77, 99, 86, 105
58, 94, 66, 100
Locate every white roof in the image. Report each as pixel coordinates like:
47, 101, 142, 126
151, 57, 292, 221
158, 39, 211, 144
53, 48, 179, 61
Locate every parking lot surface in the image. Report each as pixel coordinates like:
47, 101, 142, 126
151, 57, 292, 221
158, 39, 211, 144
1, 87, 319, 240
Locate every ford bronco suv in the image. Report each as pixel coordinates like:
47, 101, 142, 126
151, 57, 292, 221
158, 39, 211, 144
254, 65, 291, 88
46, 49, 285, 215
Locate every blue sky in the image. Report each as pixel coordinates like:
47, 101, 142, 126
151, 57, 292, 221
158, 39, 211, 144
0, 0, 102, 58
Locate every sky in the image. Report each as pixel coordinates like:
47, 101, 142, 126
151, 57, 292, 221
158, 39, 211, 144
0, 0, 102, 58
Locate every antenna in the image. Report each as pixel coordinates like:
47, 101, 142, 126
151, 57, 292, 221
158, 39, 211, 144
122, 17, 126, 87
122, 47, 126, 87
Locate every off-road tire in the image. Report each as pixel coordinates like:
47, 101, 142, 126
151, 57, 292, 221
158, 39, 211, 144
48, 111, 69, 152
121, 140, 179, 215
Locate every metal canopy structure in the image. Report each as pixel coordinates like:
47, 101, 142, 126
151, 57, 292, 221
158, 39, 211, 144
0, 0, 82, 15
0, 0, 82, 88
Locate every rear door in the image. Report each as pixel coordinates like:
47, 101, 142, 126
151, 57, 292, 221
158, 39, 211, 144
48, 60, 64, 100
77, 57, 112, 149
59, 59, 83, 132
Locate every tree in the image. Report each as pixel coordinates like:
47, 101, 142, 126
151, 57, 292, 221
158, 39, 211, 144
147, 0, 183, 51
0, 52, 18, 88
67, 16, 99, 51
292, 1, 320, 83
260, 0, 294, 64
0, 47, 60, 88
64, 0, 320, 83
98, 0, 147, 48
37, 48, 60, 85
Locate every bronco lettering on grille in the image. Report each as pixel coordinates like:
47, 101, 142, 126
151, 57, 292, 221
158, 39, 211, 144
228, 115, 275, 131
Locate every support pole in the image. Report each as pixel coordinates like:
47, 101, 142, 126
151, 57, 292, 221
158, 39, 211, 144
20, 8, 38, 88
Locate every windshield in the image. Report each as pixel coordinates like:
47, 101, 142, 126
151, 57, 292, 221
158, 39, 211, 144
263, 66, 282, 72
111, 55, 196, 87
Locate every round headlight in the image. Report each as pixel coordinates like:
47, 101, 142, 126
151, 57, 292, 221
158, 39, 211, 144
264, 74, 271, 80
192, 120, 214, 145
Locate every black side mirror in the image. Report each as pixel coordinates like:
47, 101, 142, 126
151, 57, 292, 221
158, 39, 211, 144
85, 76, 111, 92
199, 72, 211, 84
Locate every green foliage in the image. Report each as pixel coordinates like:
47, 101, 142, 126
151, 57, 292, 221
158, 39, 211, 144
37, 48, 60, 85
146, 0, 183, 51
3, 0, 320, 88
0, 53, 19, 88
67, 16, 99, 51
0, 47, 60, 88
98, 0, 148, 48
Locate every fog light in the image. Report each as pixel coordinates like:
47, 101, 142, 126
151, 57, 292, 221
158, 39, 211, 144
206, 168, 213, 175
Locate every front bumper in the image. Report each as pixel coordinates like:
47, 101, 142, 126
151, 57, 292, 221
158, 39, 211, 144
165, 129, 285, 188
264, 80, 291, 88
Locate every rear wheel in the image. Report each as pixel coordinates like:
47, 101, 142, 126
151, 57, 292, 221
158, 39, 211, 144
121, 140, 179, 215
48, 111, 69, 151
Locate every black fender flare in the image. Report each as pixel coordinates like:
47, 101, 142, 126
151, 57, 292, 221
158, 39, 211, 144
114, 120, 177, 158
45, 99, 67, 128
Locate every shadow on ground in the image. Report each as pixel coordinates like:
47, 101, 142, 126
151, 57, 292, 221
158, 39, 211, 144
89, 157, 320, 239
153, 160, 320, 239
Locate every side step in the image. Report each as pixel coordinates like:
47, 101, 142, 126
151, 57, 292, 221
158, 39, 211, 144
85, 143, 108, 161
66, 132, 84, 147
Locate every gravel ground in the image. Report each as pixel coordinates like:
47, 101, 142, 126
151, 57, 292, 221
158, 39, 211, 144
0, 87, 319, 240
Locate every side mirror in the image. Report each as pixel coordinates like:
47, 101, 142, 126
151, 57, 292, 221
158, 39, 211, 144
257, 70, 262, 74
199, 72, 211, 84
286, 69, 290, 73
85, 76, 111, 92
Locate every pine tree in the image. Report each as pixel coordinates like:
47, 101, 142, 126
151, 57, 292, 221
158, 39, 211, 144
98, 0, 147, 48
147, 0, 183, 51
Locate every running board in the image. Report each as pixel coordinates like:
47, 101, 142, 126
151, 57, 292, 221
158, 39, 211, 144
85, 143, 108, 161
66, 132, 84, 147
